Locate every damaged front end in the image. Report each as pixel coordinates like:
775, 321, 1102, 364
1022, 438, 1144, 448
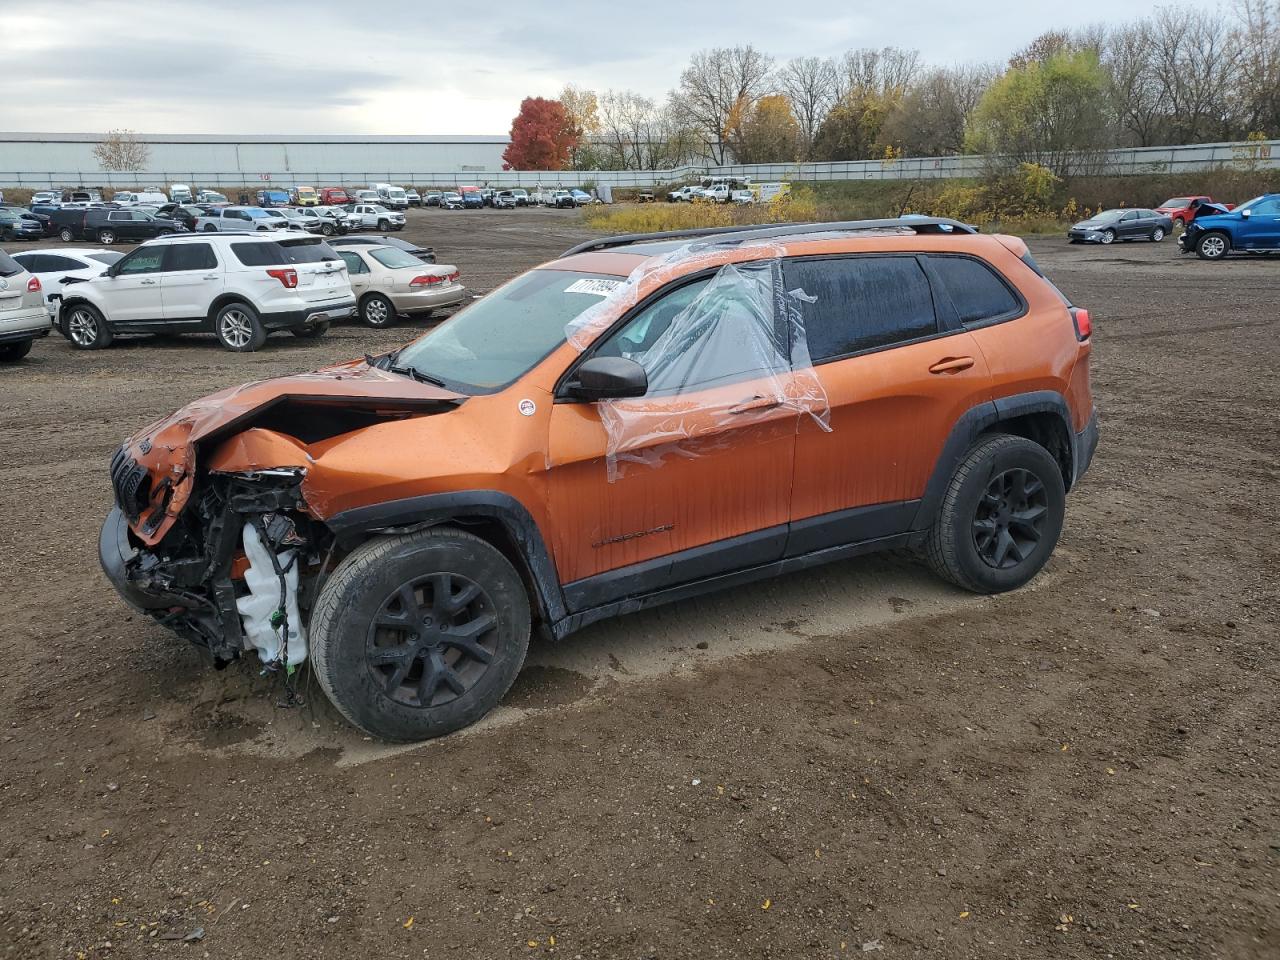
99, 361, 465, 669
101, 464, 322, 668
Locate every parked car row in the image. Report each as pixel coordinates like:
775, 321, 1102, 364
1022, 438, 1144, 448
0, 230, 464, 359
1065, 194, 1280, 260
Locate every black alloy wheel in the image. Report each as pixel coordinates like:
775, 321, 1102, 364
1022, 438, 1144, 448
971, 468, 1048, 569
366, 573, 499, 709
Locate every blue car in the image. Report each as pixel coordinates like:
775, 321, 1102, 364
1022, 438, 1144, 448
1180, 193, 1280, 260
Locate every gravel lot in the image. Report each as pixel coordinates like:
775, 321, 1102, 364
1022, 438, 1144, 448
0, 208, 1276, 959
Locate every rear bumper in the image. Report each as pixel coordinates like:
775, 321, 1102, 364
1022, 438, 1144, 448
389, 284, 467, 313
0, 306, 53, 343
261, 299, 356, 330
1072, 409, 1099, 487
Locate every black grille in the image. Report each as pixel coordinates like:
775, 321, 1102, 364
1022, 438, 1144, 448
110, 445, 151, 521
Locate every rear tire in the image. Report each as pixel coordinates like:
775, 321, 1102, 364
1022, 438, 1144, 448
360, 293, 396, 328
1150, 227, 1165, 242
925, 434, 1066, 594
0, 339, 33, 362
65, 303, 114, 350
311, 528, 531, 742
213, 301, 267, 352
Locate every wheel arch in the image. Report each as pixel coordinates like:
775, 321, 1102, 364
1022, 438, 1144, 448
57, 295, 99, 333
324, 491, 567, 632
912, 392, 1078, 534
207, 293, 257, 324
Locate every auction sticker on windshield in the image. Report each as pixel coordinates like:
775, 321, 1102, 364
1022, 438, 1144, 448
565, 278, 624, 296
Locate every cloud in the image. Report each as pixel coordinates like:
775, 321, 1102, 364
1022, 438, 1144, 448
0, 0, 1173, 133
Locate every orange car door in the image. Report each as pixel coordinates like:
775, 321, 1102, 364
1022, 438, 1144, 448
544, 271, 800, 603
782, 254, 995, 553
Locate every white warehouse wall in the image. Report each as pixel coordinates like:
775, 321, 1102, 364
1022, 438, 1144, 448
0, 133, 511, 185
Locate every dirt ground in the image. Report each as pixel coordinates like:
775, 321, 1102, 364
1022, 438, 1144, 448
0, 209, 1276, 960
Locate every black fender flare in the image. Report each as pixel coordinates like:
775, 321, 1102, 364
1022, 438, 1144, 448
910, 391, 1076, 533
324, 491, 567, 626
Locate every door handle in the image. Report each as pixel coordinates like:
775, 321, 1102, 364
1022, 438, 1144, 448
140, 279, 157, 285
928, 356, 975, 375
202, 274, 219, 280
728, 395, 783, 415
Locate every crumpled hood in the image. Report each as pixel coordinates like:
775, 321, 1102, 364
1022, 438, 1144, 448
117, 359, 464, 545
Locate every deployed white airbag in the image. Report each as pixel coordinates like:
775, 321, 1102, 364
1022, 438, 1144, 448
236, 522, 307, 667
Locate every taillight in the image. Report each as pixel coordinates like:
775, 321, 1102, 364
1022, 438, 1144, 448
27, 276, 41, 293
410, 274, 443, 287
1070, 307, 1092, 340
446, 271, 459, 282
267, 268, 298, 288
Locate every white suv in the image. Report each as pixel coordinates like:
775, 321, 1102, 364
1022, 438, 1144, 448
55, 232, 355, 352
0, 249, 50, 361
344, 204, 406, 232
195, 206, 288, 233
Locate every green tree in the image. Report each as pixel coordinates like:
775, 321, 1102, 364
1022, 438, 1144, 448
966, 50, 1111, 176
810, 92, 891, 161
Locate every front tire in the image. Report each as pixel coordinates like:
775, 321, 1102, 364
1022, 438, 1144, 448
311, 528, 531, 741
213, 302, 267, 352
1099, 229, 1115, 245
96, 229, 116, 244
1196, 232, 1230, 260
59, 227, 76, 242
65, 303, 114, 350
925, 434, 1066, 594
360, 293, 396, 328
378, 219, 391, 232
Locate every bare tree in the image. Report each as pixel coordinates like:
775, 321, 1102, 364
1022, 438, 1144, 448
777, 56, 838, 158
835, 47, 920, 102
559, 84, 600, 169
881, 63, 996, 156
675, 45, 775, 163
1233, 0, 1280, 133
1150, 7, 1238, 143
93, 129, 150, 171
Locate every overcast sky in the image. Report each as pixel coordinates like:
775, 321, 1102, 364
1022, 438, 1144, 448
0, 0, 1172, 135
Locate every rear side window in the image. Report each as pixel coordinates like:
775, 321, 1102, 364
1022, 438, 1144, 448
165, 243, 217, 271
926, 255, 1022, 325
784, 256, 938, 361
0, 250, 22, 277
231, 238, 338, 267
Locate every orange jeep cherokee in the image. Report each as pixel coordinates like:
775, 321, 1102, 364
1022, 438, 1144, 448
101, 218, 1098, 741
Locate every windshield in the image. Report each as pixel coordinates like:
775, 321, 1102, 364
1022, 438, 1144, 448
388, 189, 406, 198
370, 247, 423, 269
1088, 210, 1123, 222
394, 269, 621, 393
87, 252, 124, 266
1160, 198, 1191, 209
1236, 196, 1266, 212
244, 208, 274, 219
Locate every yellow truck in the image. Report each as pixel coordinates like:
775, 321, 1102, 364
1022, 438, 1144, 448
292, 185, 319, 206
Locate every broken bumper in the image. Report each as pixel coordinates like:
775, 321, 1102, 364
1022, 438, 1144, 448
99, 505, 185, 612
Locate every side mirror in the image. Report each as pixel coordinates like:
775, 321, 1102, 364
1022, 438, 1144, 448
1240, 209, 1251, 219
565, 356, 648, 401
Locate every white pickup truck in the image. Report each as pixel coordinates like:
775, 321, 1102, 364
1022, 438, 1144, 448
667, 185, 705, 203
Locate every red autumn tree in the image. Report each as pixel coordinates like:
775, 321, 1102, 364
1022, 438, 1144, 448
502, 97, 579, 170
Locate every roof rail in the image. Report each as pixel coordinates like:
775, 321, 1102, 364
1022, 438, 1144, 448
559, 217, 978, 258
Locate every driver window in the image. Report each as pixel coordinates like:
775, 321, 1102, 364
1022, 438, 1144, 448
1121, 211, 1138, 221
115, 248, 166, 274
592, 272, 787, 395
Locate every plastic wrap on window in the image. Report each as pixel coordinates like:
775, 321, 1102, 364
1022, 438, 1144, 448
594, 259, 831, 482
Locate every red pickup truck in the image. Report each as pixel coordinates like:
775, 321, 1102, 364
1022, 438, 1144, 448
318, 186, 351, 205
1156, 196, 1234, 227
